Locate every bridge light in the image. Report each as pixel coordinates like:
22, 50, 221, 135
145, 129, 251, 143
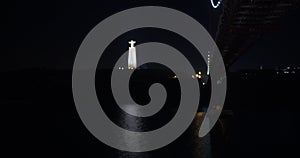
210, 0, 222, 9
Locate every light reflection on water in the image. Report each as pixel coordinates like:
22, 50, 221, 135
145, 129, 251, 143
115, 110, 215, 158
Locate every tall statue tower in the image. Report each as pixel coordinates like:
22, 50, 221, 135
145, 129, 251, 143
128, 40, 137, 69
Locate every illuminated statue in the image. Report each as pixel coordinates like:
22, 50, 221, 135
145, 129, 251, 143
128, 40, 137, 69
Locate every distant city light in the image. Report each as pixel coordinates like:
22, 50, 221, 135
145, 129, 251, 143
195, 72, 202, 79
174, 73, 202, 79
118, 67, 125, 70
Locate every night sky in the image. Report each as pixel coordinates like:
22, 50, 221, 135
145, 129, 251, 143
13, 0, 300, 71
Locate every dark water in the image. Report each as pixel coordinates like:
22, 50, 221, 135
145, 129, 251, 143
54, 109, 225, 158
6, 69, 300, 157
51, 69, 226, 158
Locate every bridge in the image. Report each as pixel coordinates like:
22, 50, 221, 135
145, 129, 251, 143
214, 0, 299, 67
